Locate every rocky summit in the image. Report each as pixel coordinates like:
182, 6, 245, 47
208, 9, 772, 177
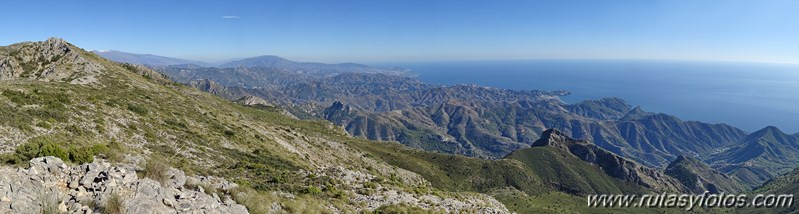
0, 38, 104, 85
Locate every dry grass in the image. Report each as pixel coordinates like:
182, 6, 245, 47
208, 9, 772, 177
141, 155, 170, 185
101, 193, 125, 214
37, 189, 59, 214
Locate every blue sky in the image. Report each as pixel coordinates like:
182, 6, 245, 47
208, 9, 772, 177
2, 0, 798, 63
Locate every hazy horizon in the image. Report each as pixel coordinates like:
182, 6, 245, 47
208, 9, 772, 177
49, 47, 799, 66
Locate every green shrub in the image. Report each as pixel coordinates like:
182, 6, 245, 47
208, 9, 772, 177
144, 131, 157, 141
91, 141, 124, 163
39, 142, 68, 161
1, 89, 32, 105
90, 144, 109, 154
65, 125, 85, 136
4, 136, 111, 165
127, 103, 149, 116
305, 186, 322, 195
15, 141, 42, 161
163, 119, 187, 129
0, 153, 22, 165
224, 130, 236, 137
95, 124, 106, 133
68, 146, 94, 164
324, 184, 347, 199
35, 121, 52, 129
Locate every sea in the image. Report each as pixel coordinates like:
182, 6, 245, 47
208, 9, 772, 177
374, 59, 799, 133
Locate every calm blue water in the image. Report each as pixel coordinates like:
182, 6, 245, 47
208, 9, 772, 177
374, 60, 799, 133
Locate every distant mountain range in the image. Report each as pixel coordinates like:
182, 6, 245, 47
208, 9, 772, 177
94, 50, 409, 76
91, 50, 212, 66
95, 46, 799, 199
156, 64, 749, 168
220, 55, 407, 74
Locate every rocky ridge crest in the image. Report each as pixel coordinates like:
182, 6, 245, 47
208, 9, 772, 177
0, 37, 104, 85
531, 129, 690, 193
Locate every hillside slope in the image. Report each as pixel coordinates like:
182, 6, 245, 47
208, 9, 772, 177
744, 167, 799, 214
0, 38, 508, 213
708, 126, 799, 187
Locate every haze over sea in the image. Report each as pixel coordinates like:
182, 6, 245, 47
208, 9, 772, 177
377, 60, 799, 133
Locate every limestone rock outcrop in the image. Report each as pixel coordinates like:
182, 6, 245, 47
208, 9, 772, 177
0, 157, 248, 214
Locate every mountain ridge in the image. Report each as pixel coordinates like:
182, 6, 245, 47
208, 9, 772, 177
664, 154, 746, 194
707, 126, 799, 187
93, 50, 211, 66
221, 55, 371, 69
526, 129, 689, 192
94, 51, 411, 77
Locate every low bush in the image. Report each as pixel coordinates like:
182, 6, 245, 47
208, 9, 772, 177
39, 142, 69, 161
305, 186, 322, 195
0, 136, 111, 165
127, 103, 149, 116
69, 146, 94, 164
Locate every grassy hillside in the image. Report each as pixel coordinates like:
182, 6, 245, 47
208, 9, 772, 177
737, 167, 799, 214
0, 38, 509, 212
